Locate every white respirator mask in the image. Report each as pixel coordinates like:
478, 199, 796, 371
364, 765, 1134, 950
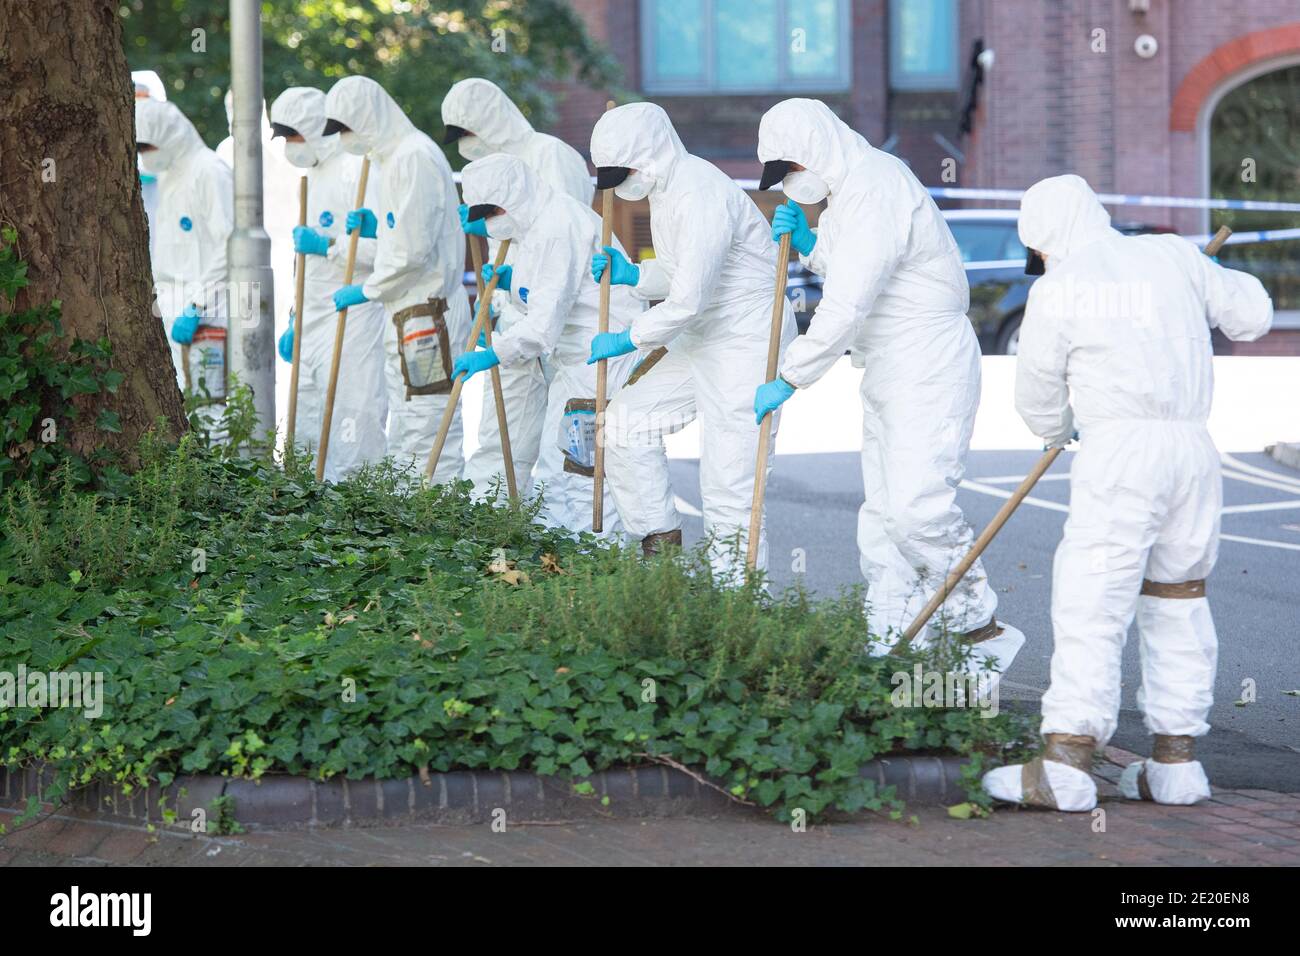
614, 169, 652, 202
458, 135, 493, 162
139, 149, 174, 176
339, 131, 369, 157
485, 212, 520, 241
283, 140, 317, 169
783, 168, 830, 204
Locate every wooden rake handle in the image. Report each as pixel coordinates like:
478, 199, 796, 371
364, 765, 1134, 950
746, 232, 792, 572
423, 239, 512, 482
285, 175, 308, 455
315, 157, 371, 482
592, 99, 616, 533
470, 235, 518, 501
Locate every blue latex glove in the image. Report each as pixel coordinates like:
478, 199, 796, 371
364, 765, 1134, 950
333, 284, 368, 311
754, 377, 796, 425
772, 200, 816, 257
453, 347, 500, 383
591, 246, 640, 286
587, 328, 636, 365
459, 203, 488, 237
170, 304, 202, 345
293, 225, 330, 257
346, 207, 378, 239
481, 263, 511, 292
278, 323, 295, 363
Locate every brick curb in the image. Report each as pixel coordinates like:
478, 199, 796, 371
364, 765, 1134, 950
0, 756, 975, 831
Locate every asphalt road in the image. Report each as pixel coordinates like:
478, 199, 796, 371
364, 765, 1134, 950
668, 447, 1300, 789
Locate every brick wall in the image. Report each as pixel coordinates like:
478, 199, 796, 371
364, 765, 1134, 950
963, 0, 1300, 234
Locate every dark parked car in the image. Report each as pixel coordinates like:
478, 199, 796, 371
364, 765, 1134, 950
788, 208, 1173, 353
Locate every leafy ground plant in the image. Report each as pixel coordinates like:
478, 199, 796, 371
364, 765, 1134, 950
0, 438, 1033, 824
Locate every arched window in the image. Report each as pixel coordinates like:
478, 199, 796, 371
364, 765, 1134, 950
1207, 62, 1300, 311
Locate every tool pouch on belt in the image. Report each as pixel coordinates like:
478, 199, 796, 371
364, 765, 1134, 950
392, 297, 452, 399
559, 398, 597, 476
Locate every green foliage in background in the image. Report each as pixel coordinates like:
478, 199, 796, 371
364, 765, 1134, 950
120, 0, 621, 155
0, 439, 1031, 824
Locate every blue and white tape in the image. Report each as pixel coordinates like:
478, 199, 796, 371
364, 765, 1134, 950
925, 186, 1300, 214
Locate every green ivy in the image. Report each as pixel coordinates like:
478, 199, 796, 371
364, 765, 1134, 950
0, 227, 125, 491
0, 440, 1033, 824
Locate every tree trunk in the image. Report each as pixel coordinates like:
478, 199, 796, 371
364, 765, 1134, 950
0, 0, 186, 465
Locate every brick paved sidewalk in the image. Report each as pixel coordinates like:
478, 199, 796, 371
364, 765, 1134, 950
2, 751, 1296, 866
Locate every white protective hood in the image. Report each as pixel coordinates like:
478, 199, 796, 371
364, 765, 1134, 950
323, 76, 417, 160
135, 98, 205, 170
270, 86, 342, 167
461, 152, 549, 235
757, 97, 872, 195
441, 77, 533, 150
590, 102, 687, 193
1018, 174, 1118, 263
132, 70, 166, 101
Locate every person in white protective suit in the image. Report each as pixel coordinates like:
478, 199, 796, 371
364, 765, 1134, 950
587, 102, 795, 575
269, 87, 389, 480
131, 71, 166, 260
452, 153, 644, 531
441, 78, 595, 498
753, 97, 1016, 664
321, 76, 472, 481
981, 175, 1273, 811
218, 90, 300, 336
134, 97, 233, 393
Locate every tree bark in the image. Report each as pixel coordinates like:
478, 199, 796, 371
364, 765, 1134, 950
0, 0, 186, 465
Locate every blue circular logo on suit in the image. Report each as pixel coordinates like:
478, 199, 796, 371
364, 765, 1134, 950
319, 210, 334, 228
386, 211, 395, 228
179, 216, 192, 232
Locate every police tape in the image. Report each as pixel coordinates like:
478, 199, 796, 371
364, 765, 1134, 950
925, 186, 1300, 213
455, 174, 1299, 247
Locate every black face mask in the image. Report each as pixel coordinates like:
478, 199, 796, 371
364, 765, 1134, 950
442, 124, 470, 145
758, 159, 792, 191
595, 166, 631, 190
1025, 250, 1046, 276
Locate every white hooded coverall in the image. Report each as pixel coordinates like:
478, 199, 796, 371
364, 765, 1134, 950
460, 153, 642, 532
131, 70, 166, 261
590, 103, 795, 577
756, 98, 997, 644
983, 175, 1272, 809
442, 78, 596, 497
270, 87, 389, 481
323, 76, 472, 481
135, 98, 233, 392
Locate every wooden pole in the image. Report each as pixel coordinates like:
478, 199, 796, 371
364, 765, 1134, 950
470, 235, 518, 501
314, 157, 370, 482
592, 99, 616, 533
895, 225, 1235, 648
746, 233, 792, 572
423, 239, 512, 482
285, 175, 309, 456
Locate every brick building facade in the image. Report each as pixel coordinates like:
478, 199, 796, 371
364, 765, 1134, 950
550, 0, 1300, 351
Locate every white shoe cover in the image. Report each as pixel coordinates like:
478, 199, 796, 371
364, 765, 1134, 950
1118, 759, 1211, 805
982, 759, 1098, 811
